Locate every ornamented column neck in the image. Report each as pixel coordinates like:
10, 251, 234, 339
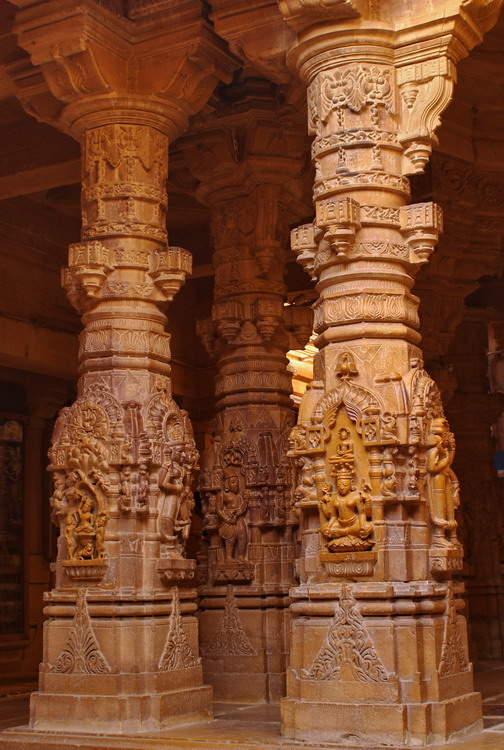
180, 88, 313, 413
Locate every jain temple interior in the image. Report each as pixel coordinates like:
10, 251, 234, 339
1, 0, 504, 748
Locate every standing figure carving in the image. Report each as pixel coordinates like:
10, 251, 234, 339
216, 471, 249, 562
426, 417, 461, 548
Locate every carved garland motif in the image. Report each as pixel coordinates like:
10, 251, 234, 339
203, 586, 257, 658
49, 589, 112, 675
158, 588, 201, 671
302, 586, 392, 682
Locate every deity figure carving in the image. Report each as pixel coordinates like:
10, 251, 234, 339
63, 486, 109, 562
293, 455, 317, 504
426, 417, 461, 548
319, 466, 374, 552
216, 471, 249, 562
118, 466, 132, 513
159, 446, 193, 558
334, 427, 354, 463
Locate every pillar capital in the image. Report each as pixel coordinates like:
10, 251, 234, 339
279, 0, 504, 175
8, 0, 238, 139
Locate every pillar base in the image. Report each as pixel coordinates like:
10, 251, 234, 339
199, 587, 290, 703
281, 582, 482, 747
30, 588, 212, 734
29, 685, 213, 734
281, 695, 483, 747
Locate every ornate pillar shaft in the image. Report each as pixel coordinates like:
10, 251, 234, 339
8, 0, 236, 734
277, 0, 504, 746
451, 314, 504, 659
180, 94, 312, 700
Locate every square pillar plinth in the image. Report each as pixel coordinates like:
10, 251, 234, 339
281, 583, 482, 747
199, 589, 291, 703
29, 590, 212, 735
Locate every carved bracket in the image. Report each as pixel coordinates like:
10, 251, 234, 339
62, 240, 113, 313
149, 246, 192, 302
291, 222, 319, 280
316, 197, 361, 258
400, 202, 443, 265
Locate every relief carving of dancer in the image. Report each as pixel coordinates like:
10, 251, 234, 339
159, 444, 195, 557
426, 417, 461, 548
216, 470, 248, 562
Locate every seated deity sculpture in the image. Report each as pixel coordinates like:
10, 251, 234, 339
334, 427, 354, 462
320, 434, 374, 552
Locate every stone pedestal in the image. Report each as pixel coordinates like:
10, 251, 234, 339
31, 589, 211, 734
283, 583, 480, 746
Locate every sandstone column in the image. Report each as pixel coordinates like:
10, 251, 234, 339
179, 87, 313, 700
7, 0, 236, 734
277, 0, 504, 745
451, 313, 504, 658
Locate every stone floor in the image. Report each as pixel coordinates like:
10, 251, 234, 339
0, 662, 503, 749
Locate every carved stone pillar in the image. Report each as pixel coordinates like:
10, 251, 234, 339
178, 90, 313, 700
450, 312, 504, 659
7, 0, 236, 735
277, 0, 504, 745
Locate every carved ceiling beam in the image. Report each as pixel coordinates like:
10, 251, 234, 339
0, 158, 81, 199
277, 0, 504, 745
209, 0, 296, 85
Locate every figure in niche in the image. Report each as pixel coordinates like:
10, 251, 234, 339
75, 492, 95, 535
335, 427, 354, 463
426, 417, 461, 548
216, 470, 248, 562
319, 465, 374, 552
95, 510, 109, 558
74, 490, 97, 559
64, 511, 78, 560
118, 465, 132, 512
293, 455, 317, 504
321, 430, 374, 552
159, 445, 190, 557
50, 473, 68, 522
137, 462, 149, 514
